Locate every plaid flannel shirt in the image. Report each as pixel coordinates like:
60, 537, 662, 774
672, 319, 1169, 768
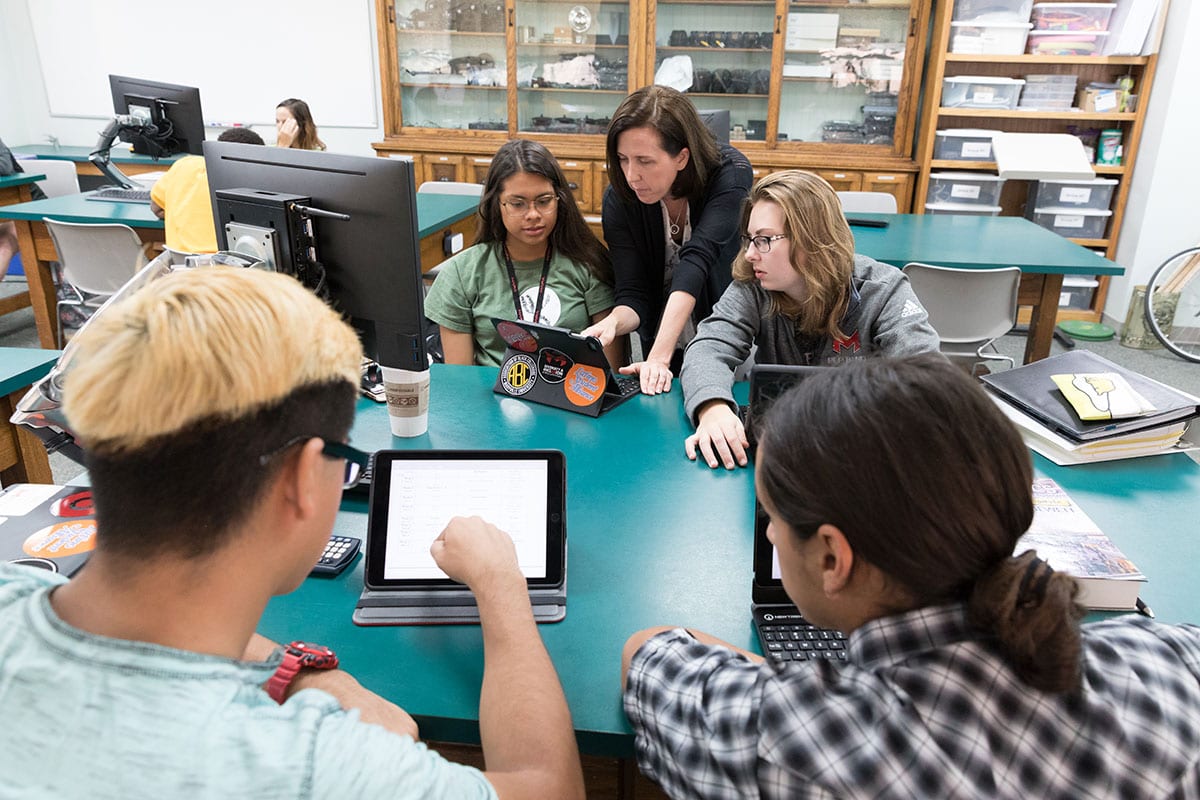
624, 603, 1200, 799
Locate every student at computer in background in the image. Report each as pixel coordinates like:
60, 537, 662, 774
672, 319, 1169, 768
149, 127, 265, 254
275, 98, 326, 151
425, 138, 622, 369
625, 353, 1200, 799
581, 85, 752, 396
681, 170, 939, 470
0, 268, 584, 800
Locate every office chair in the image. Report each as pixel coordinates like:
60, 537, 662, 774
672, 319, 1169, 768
837, 191, 898, 214
29, 159, 81, 198
43, 219, 150, 347
902, 262, 1021, 376
416, 181, 483, 286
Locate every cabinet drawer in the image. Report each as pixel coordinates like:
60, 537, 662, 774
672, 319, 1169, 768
592, 161, 612, 213
424, 154, 466, 185
557, 160, 592, 212
861, 172, 913, 213
468, 156, 494, 185
817, 171, 862, 192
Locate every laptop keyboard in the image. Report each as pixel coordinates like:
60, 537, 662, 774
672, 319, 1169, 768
610, 373, 640, 398
87, 187, 152, 204
759, 621, 848, 662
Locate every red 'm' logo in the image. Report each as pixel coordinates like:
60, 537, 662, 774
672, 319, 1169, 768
833, 331, 861, 353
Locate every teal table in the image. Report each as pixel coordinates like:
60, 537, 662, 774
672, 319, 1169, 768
851, 214, 1124, 365
256, 363, 1200, 757
0, 192, 476, 349
0, 347, 62, 485
11, 144, 185, 178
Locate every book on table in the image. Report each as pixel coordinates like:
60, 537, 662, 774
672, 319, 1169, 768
981, 350, 1199, 443
1015, 478, 1145, 610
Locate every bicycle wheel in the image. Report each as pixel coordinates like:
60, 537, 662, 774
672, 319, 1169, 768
1144, 246, 1200, 363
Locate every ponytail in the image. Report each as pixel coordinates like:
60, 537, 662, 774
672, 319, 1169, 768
968, 551, 1085, 694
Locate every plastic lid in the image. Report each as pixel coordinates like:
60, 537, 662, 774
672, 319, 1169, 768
936, 128, 1000, 137
944, 76, 1027, 84
951, 21, 1033, 28
930, 171, 1006, 181
1034, 207, 1113, 216
1037, 177, 1118, 186
1057, 319, 1115, 340
1028, 29, 1110, 36
1033, 3, 1116, 8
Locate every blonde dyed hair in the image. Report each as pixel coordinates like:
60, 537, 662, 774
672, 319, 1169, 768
63, 267, 362, 453
731, 170, 856, 339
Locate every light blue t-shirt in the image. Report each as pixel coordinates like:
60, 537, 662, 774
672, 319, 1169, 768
0, 563, 497, 799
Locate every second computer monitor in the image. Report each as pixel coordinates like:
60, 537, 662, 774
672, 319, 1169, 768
696, 108, 731, 145
109, 74, 206, 157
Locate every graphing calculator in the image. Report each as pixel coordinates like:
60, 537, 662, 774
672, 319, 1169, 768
310, 535, 362, 576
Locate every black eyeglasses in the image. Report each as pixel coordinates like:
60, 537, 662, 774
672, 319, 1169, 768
259, 436, 371, 489
740, 233, 788, 253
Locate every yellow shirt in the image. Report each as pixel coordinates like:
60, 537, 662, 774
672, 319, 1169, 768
149, 155, 217, 254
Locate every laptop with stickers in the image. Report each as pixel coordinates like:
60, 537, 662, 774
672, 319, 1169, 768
354, 449, 567, 625
491, 318, 640, 417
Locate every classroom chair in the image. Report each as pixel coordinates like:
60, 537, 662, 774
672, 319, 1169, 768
43, 219, 150, 347
29, 159, 80, 198
902, 262, 1021, 376
836, 191, 897, 214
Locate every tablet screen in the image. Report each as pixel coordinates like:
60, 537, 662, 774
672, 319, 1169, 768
365, 450, 565, 589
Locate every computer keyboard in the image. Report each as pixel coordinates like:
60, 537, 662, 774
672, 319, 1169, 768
344, 452, 376, 497
610, 373, 641, 398
87, 187, 152, 204
758, 621, 848, 662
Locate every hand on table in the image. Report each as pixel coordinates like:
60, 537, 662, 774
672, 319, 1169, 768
621, 356, 673, 395
685, 401, 749, 470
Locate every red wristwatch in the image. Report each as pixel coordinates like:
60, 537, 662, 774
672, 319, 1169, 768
266, 641, 339, 703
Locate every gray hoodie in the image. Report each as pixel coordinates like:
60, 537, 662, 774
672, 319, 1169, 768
681, 254, 941, 423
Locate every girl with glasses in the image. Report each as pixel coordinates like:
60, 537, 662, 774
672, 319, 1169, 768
425, 139, 620, 368
680, 170, 940, 470
583, 85, 754, 396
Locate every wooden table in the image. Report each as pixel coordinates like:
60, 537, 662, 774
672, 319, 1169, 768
0, 174, 44, 319
851, 214, 1125, 364
0, 348, 62, 486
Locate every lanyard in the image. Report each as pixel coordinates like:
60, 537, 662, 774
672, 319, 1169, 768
502, 244, 552, 323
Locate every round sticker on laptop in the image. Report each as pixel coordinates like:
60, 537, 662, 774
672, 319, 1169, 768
495, 321, 539, 353
52, 490, 94, 518
564, 364, 607, 406
537, 348, 573, 384
500, 353, 537, 395
23, 519, 98, 559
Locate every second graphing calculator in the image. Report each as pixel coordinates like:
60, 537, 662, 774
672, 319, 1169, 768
310, 535, 362, 576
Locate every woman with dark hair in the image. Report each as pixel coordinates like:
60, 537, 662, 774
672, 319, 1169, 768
623, 354, 1200, 799
275, 98, 326, 151
425, 138, 619, 367
583, 85, 752, 395
681, 170, 939, 469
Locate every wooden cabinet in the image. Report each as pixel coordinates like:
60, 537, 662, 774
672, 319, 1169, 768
373, 0, 927, 207
914, 0, 1169, 323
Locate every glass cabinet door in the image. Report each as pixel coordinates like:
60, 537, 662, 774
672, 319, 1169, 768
779, 4, 910, 147
653, 0, 776, 142
390, 0, 509, 131
513, 0, 632, 134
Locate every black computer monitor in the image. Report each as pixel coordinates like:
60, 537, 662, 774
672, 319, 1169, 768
109, 75, 206, 157
695, 108, 731, 145
203, 142, 428, 372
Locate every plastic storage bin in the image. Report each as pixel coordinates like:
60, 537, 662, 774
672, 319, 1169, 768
1018, 73, 1077, 109
1030, 207, 1112, 238
934, 129, 998, 161
1026, 29, 1109, 55
1059, 276, 1099, 309
927, 172, 1006, 206
925, 202, 1002, 217
942, 76, 1025, 109
1031, 3, 1116, 31
950, 21, 1033, 54
952, 0, 1034, 22
1028, 178, 1117, 211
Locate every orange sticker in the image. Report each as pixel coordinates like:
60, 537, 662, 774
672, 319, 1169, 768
564, 364, 606, 407
23, 520, 98, 558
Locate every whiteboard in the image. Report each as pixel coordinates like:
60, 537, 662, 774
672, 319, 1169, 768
29, 0, 378, 128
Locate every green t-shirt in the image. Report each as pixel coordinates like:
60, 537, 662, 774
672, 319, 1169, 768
425, 243, 614, 367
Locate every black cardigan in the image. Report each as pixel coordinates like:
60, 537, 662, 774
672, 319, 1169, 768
602, 143, 753, 351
